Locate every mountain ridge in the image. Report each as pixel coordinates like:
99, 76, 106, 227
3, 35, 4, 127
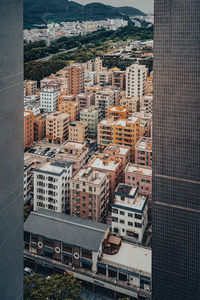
24, 0, 145, 28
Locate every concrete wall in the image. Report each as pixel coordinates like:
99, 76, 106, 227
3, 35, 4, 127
0, 1, 24, 299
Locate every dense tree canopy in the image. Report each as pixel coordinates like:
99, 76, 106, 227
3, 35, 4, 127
24, 273, 82, 300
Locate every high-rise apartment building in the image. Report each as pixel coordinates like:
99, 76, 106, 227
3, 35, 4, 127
0, 1, 24, 298
66, 64, 85, 95
58, 101, 79, 123
97, 117, 115, 150
126, 63, 147, 99
24, 80, 37, 96
153, 1, 200, 299
95, 90, 114, 118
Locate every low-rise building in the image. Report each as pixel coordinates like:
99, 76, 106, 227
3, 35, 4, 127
111, 184, 148, 244
104, 144, 131, 172
55, 141, 89, 174
125, 163, 152, 215
70, 167, 110, 222
46, 112, 69, 144
107, 106, 129, 120
24, 111, 34, 149
80, 106, 99, 138
24, 209, 151, 298
97, 117, 115, 150
33, 160, 72, 213
69, 121, 88, 143
135, 137, 152, 167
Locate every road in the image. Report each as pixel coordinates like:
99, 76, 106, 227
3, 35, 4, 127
36, 47, 78, 62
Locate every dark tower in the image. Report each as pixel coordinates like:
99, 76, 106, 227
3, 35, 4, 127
153, 1, 200, 299
0, 0, 24, 299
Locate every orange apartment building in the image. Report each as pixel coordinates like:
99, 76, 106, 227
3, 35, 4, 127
70, 167, 110, 222
58, 101, 79, 123
46, 112, 69, 144
66, 64, 85, 95
112, 116, 140, 162
34, 114, 46, 141
24, 111, 34, 149
107, 106, 129, 120
69, 121, 88, 143
89, 153, 123, 201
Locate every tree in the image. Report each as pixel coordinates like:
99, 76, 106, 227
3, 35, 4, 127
24, 273, 82, 300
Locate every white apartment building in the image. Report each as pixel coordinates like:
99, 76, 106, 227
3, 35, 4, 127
111, 183, 148, 244
95, 90, 114, 118
40, 88, 59, 112
33, 160, 73, 213
126, 63, 148, 100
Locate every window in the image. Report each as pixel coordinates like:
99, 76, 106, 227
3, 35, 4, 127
120, 219, 125, 224
128, 221, 133, 226
112, 216, 118, 223
121, 196, 125, 201
120, 211, 125, 215
128, 213, 133, 217
135, 213, 142, 220
112, 208, 118, 214
135, 222, 142, 228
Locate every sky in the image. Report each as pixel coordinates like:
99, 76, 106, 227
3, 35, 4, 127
73, 0, 154, 14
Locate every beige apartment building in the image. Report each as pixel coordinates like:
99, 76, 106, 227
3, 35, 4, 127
24, 80, 37, 96
120, 96, 140, 115
46, 112, 69, 144
69, 121, 88, 143
70, 167, 109, 222
95, 89, 115, 118
97, 117, 115, 150
80, 106, 99, 138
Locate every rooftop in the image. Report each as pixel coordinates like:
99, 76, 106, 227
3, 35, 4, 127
105, 144, 130, 156
71, 167, 107, 185
102, 242, 151, 276
115, 116, 139, 127
136, 137, 152, 152
114, 183, 147, 212
24, 209, 109, 252
90, 156, 120, 172
125, 163, 152, 176
100, 118, 116, 126
34, 160, 72, 175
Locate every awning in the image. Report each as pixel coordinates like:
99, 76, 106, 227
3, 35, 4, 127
108, 235, 121, 246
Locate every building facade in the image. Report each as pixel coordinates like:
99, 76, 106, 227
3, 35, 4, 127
70, 167, 110, 222
66, 64, 85, 95
69, 121, 88, 143
33, 160, 72, 213
153, 1, 200, 299
46, 112, 69, 144
0, 1, 24, 298
80, 106, 99, 138
97, 117, 115, 150
24, 111, 34, 149
95, 90, 114, 118
126, 63, 147, 99
40, 88, 59, 112
135, 137, 152, 167
111, 184, 148, 244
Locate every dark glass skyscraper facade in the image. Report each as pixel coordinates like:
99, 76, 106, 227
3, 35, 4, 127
153, 1, 200, 299
0, 1, 23, 299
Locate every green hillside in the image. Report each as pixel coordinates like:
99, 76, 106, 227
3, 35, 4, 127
24, 0, 145, 28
